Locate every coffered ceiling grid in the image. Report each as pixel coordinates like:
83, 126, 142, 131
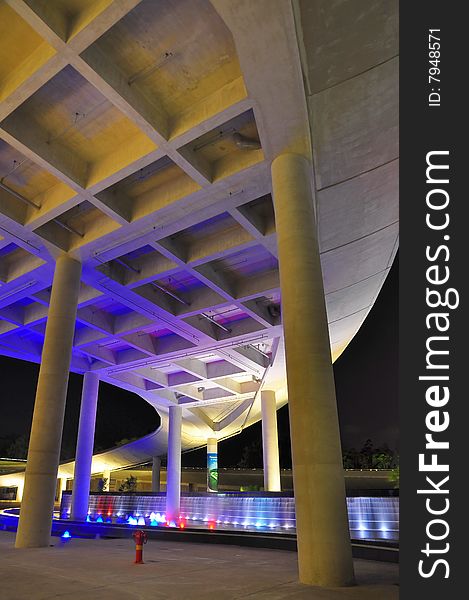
0, 0, 396, 437
0, 0, 278, 430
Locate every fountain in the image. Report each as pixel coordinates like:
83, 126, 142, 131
60, 492, 399, 541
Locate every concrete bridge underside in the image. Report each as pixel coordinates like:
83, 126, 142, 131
0, 0, 398, 588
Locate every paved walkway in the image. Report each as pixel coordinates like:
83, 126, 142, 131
0, 532, 398, 599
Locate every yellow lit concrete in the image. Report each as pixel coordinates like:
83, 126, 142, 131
0, 139, 77, 227
84, 0, 243, 122
35, 200, 122, 252
272, 153, 354, 587
261, 390, 281, 492
29, 0, 115, 43
181, 109, 264, 182
0, 3, 56, 102
15, 479, 24, 502
57, 477, 67, 503
0, 245, 45, 283
15, 255, 81, 548
2, 65, 157, 189
99, 159, 201, 223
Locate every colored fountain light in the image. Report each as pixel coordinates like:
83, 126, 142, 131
61, 530, 72, 539
59, 493, 399, 542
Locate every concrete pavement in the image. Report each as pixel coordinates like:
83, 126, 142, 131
0, 532, 398, 599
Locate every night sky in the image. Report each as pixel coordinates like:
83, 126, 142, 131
0, 255, 398, 466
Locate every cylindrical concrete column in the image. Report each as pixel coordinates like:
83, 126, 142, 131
57, 478, 67, 503
272, 154, 354, 587
206, 438, 218, 492
71, 372, 99, 520
165, 405, 182, 522
16, 479, 24, 502
15, 255, 81, 548
261, 390, 281, 492
152, 457, 161, 493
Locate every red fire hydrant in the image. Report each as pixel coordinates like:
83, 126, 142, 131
132, 529, 148, 564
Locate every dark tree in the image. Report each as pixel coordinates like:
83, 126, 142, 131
6, 433, 30, 459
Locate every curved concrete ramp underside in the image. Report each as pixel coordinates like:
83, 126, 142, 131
0, 0, 398, 481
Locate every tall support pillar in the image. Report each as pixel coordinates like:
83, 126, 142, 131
15, 255, 81, 548
165, 405, 182, 522
16, 479, 24, 502
152, 457, 161, 493
57, 478, 67, 503
71, 372, 99, 520
261, 390, 281, 492
271, 154, 354, 587
206, 438, 218, 492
